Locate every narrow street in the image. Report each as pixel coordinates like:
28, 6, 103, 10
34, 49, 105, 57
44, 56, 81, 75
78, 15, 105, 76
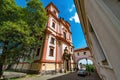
7, 71, 101, 80
48, 71, 101, 80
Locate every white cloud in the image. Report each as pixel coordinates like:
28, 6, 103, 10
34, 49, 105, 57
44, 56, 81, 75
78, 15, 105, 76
69, 4, 75, 12
69, 9, 73, 12
69, 12, 80, 23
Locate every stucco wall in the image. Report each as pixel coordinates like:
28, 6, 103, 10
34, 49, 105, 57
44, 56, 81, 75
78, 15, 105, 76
103, 0, 120, 21
84, 0, 120, 80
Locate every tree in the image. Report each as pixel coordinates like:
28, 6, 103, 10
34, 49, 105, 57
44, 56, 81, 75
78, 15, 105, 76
0, 0, 47, 77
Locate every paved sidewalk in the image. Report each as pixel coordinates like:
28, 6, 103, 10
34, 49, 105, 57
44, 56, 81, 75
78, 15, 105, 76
15, 72, 71, 80
2, 71, 26, 79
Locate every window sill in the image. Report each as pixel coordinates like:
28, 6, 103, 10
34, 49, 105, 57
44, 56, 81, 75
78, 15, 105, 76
50, 42, 54, 45
49, 56, 54, 57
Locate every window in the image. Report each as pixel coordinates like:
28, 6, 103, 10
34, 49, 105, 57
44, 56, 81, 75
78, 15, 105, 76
71, 48, 72, 52
63, 32, 66, 39
69, 36, 71, 40
46, 9, 49, 12
83, 52, 86, 55
40, 37, 43, 40
52, 22, 55, 28
49, 46, 54, 57
53, 10, 56, 15
77, 52, 79, 56
43, 64, 45, 66
36, 48, 40, 56
0, 47, 3, 54
50, 37, 55, 44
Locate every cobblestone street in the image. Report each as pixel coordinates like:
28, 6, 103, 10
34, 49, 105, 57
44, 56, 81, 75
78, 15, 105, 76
48, 71, 101, 80
7, 71, 101, 80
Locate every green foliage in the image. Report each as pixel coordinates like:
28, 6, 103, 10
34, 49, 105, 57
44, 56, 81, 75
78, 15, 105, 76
0, 0, 47, 65
85, 64, 94, 72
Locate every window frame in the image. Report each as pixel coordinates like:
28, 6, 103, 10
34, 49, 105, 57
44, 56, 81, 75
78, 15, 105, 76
49, 46, 54, 57
63, 32, 66, 39
50, 37, 55, 44
52, 20, 56, 29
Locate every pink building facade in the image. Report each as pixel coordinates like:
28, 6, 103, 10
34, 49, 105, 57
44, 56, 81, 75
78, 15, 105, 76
36, 2, 74, 72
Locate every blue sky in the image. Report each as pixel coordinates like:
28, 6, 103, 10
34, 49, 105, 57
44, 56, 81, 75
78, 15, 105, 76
15, 0, 87, 49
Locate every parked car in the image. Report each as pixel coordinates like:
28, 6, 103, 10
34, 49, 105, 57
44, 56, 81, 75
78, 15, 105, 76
77, 69, 88, 76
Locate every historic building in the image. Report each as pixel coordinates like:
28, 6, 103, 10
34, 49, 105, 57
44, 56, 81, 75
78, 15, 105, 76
12, 2, 74, 73
73, 47, 93, 69
74, 0, 120, 80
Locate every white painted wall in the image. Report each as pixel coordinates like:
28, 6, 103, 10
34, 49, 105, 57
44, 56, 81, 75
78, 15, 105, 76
84, 0, 120, 79
74, 50, 91, 62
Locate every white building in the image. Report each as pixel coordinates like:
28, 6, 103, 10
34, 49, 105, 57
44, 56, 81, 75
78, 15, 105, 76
74, 0, 120, 80
73, 47, 93, 69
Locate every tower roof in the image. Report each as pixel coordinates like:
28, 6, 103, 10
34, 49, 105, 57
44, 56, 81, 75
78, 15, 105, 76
45, 2, 59, 13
